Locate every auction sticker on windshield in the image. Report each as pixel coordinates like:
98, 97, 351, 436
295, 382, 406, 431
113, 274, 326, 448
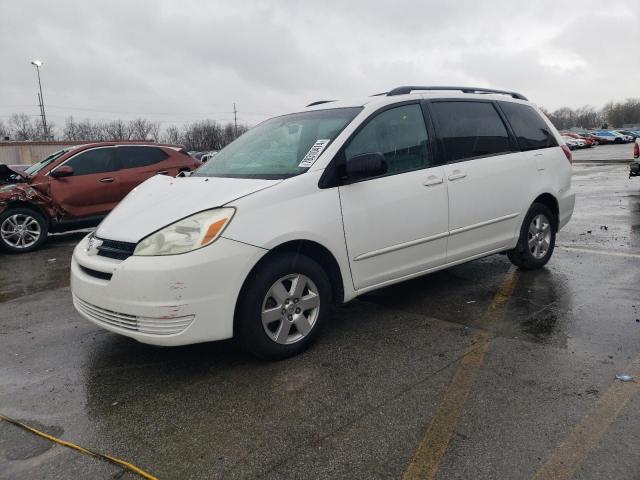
299, 139, 331, 168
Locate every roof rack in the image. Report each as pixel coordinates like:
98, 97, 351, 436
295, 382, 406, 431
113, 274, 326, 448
306, 100, 336, 107
385, 86, 528, 101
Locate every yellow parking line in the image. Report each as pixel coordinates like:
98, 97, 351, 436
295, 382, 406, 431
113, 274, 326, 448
402, 270, 519, 480
532, 356, 640, 480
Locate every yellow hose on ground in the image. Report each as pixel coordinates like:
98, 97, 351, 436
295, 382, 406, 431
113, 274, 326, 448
0, 414, 159, 480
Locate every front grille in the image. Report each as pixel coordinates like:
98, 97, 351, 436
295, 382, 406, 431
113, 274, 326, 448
74, 296, 194, 335
97, 238, 136, 260
79, 265, 113, 281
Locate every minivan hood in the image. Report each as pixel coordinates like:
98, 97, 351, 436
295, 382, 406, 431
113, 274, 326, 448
97, 175, 281, 243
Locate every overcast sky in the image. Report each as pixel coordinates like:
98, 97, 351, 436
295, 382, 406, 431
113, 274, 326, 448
1, 0, 638, 130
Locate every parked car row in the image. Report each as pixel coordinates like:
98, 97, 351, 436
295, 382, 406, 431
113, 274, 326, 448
0, 143, 201, 252
558, 129, 639, 149
591, 130, 635, 144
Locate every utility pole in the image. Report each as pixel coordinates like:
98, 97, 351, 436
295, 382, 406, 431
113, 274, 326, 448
37, 93, 45, 132
233, 103, 238, 138
31, 60, 48, 139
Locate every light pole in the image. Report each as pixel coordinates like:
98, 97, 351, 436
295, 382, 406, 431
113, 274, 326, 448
31, 59, 48, 139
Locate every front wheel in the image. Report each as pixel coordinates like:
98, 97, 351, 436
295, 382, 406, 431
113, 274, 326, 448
507, 203, 556, 270
235, 253, 331, 360
0, 208, 48, 253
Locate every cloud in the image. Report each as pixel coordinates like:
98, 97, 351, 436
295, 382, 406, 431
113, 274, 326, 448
1, 0, 638, 129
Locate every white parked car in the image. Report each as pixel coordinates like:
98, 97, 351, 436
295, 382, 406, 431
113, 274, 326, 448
561, 135, 586, 150
611, 131, 634, 143
200, 151, 218, 163
71, 86, 575, 359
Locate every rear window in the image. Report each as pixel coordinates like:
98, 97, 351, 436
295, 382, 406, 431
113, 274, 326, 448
500, 102, 558, 151
118, 146, 168, 169
430, 101, 512, 162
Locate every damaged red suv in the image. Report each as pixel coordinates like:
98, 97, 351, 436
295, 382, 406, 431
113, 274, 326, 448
0, 142, 201, 253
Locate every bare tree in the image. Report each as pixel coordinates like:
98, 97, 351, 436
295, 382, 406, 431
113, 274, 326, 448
0, 120, 10, 140
9, 113, 36, 140
168, 120, 249, 151
74, 118, 103, 141
181, 120, 224, 151
64, 116, 79, 140
8, 111, 248, 145
129, 118, 160, 140
104, 119, 130, 140
163, 125, 182, 145
148, 122, 160, 142
34, 120, 55, 140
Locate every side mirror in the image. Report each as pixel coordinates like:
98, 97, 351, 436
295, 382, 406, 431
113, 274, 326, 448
345, 153, 387, 182
50, 165, 74, 178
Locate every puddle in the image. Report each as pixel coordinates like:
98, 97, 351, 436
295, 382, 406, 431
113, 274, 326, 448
0, 420, 64, 461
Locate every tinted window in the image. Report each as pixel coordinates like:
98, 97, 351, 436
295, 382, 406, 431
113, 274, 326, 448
64, 148, 117, 176
500, 102, 558, 151
345, 104, 429, 175
118, 146, 168, 168
430, 101, 511, 162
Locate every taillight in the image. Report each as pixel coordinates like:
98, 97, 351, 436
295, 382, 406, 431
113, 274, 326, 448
561, 144, 572, 163
634, 142, 639, 159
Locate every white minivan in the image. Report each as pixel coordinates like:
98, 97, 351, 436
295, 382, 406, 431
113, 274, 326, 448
71, 86, 575, 359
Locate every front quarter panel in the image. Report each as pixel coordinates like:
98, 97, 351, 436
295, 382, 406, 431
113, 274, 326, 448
0, 180, 57, 220
222, 170, 356, 301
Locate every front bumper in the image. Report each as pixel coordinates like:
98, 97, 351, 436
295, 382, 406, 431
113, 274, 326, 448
71, 235, 266, 346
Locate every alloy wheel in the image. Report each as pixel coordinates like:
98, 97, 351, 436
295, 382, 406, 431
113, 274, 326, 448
528, 213, 551, 259
261, 273, 320, 345
0, 214, 41, 249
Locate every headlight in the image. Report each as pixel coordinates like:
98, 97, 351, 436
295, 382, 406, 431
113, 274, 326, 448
133, 208, 235, 256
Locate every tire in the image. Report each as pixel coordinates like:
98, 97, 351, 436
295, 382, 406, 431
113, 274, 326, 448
507, 203, 556, 270
235, 252, 332, 360
0, 207, 49, 253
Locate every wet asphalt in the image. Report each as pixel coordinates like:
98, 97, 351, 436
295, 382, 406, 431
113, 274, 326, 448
1, 161, 639, 479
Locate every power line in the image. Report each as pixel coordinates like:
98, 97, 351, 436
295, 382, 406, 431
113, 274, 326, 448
0, 104, 274, 117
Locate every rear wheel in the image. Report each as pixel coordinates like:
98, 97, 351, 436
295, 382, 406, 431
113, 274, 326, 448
0, 208, 48, 253
236, 253, 331, 359
507, 203, 556, 270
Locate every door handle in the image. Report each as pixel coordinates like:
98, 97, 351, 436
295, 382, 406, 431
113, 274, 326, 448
99, 177, 115, 183
423, 176, 444, 187
156, 170, 169, 175
448, 170, 467, 181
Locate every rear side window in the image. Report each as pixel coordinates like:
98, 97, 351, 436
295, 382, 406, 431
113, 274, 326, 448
64, 148, 117, 176
430, 101, 512, 162
500, 102, 558, 151
118, 146, 168, 169
345, 104, 430, 175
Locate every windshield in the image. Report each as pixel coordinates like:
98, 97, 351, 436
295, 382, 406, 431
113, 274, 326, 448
24, 148, 73, 176
193, 107, 362, 179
